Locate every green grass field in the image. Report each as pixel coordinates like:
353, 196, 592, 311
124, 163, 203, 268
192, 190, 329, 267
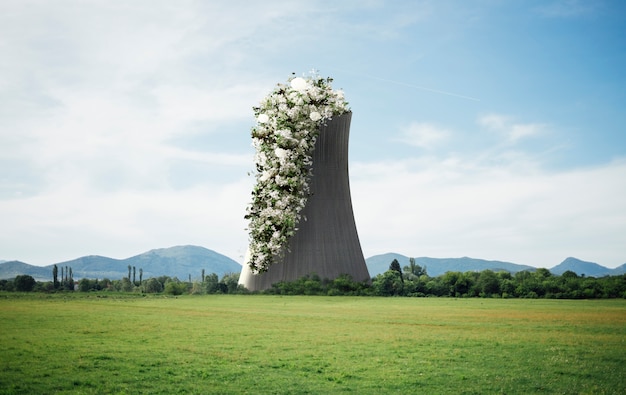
1, 294, 624, 394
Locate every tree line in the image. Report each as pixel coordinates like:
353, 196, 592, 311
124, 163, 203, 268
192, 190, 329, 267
258, 258, 626, 298
369, 259, 626, 298
1, 258, 625, 298
0, 263, 246, 295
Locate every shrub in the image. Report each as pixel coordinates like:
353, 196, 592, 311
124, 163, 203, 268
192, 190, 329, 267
14, 275, 36, 292
164, 281, 187, 295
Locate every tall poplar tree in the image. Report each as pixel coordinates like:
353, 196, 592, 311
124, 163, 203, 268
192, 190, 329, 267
53, 264, 59, 289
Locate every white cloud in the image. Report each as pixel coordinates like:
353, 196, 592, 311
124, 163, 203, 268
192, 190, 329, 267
508, 123, 544, 141
0, 176, 253, 265
351, 157, 626, 268
478, 114, 546, 143
0, 1, 283, 264
1, 0, 623, 271
398, 122, 450, 149
478, 114, 509, 131
0, 1, 277, 199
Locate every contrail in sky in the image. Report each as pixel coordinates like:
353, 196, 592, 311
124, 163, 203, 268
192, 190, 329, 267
329, 68, 481, 102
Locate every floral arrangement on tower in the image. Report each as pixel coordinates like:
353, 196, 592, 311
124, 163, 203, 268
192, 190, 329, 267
245, 73, 350, 273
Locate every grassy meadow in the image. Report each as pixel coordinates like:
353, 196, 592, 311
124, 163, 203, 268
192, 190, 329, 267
1, 294, 625, 394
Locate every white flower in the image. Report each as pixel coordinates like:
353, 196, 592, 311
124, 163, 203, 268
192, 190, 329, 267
246, 73, 350, 272
259, 171, 272, 182
257, 113, 269, 123
276, 129, 292, 138
274, 148, 288, 161
309, 111, 322, 122
290, 77, 308, 92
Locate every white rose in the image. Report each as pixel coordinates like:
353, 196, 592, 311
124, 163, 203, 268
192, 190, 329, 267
274, 148, 288, 161
257, 113, 269, 123
290, 77, 308, 92
276, 129, 292, 139
259, 171, 272, 182
309, 111, 322, 122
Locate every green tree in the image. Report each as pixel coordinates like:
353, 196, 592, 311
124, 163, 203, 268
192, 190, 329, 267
561, 270, 578, 279
535, 268, 552, 279
99, 278, 112, 291
600, 274, 626, 298
328, 274, 361, 295
190, 281, 206, 294
132, 266, 136, 285
500, 278, 516, 297
139, 268, 143, 285
441, 271, 476, 297
157, 276, 171, 288
220, 273, 241, 294
128, 265, 131, 281
0, 279, 15, 292
404, 258, 427, 278
373, 271, 404, 296
120, 277, 133, 292
441, 271, 460, 296
144, 278, 163, 293
300, 274, 323, 295
14, 275, 37, 292
78, 278, 91, 292
39, 281, 55, 293
52, 264, 59, 289
62, 267, 74, 291
389, 259, 404, 283
476, 270, 500, 297
514, 270, 533, 297
164, 281, 187, 295
204, 273, 219, 293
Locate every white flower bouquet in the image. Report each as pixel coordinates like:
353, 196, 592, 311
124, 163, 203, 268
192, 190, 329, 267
245, 73, 350, 273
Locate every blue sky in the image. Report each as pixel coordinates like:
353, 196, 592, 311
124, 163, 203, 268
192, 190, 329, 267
1, 0, 625, 268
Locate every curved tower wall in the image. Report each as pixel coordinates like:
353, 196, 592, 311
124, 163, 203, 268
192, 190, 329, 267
240, 112, 370, 291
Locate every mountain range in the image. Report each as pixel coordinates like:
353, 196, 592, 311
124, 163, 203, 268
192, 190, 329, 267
1, 246, 624, 281
0, 246, 241, 281
365, 253, 626, 277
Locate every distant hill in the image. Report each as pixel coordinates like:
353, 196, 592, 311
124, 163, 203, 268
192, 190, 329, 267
3, 248, 624, 281
366, 253, 625, 277
0, 261, 51, 281
0, 246, 242, 281
366, 253, 536, 277
122, 246, 241, 280
549, 257, 625, 277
